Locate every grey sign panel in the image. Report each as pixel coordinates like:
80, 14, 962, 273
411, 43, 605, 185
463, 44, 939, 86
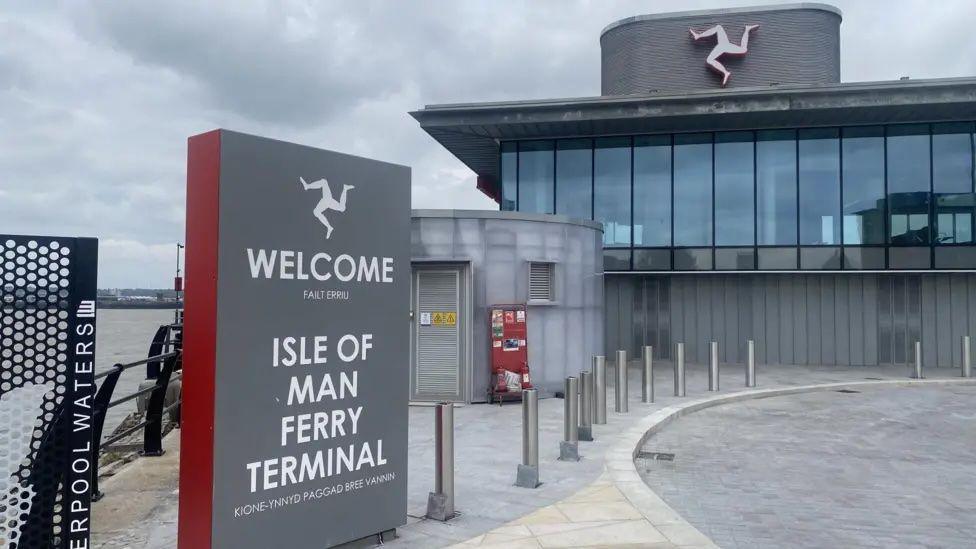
209, 131, 410, 548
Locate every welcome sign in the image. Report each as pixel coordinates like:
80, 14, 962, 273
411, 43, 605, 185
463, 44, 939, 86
179, 130, 410, 548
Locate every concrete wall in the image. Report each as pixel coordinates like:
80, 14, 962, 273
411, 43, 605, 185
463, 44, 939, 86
601, 4, 841, 95
607, 272, 976, 368
412, 210, 604, 400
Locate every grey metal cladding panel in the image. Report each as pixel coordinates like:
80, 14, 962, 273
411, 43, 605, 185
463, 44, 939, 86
935, 274, 953, 366
821, 277, 835, 365
632, 277, 644, 356
695, 278, 711, 363
794, 276, 808, 364
601, 8, 840, 95
659, 277, 671, 359
609, 273, 976, 367
949, 274, 968, 368
863, 274, 879, 365
921, 275, 938, 366
835, 275, 850, 365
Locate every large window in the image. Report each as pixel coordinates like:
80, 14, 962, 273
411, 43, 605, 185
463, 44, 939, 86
933, 123, 975, 245
887, 125, 931, 245
500, 141, 517, 211
714, 132, 755, 246
842, 126, 885, 245
517, 140, 554, 214
757, 130, 797, 245
594, 137, 632, 247
673, 133, 712, 246
500, 121, 976, 271
633, 135, 671, 247
799, 129, 840, 245
555, 139, 592, 220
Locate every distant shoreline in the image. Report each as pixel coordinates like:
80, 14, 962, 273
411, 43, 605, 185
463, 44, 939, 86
97, 300, 182, 310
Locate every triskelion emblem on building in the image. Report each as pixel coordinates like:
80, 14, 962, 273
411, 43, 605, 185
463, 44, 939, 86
689, 24, 759, 86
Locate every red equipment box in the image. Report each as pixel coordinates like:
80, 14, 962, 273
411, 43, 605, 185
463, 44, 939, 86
488, 304, 532, 404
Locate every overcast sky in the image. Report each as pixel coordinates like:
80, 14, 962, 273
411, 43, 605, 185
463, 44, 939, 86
2, 0, 975, 288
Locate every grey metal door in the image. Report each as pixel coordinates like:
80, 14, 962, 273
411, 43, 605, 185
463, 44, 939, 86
412, 268, 464, 402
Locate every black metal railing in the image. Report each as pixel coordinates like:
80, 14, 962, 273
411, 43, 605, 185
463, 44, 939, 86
91, 333, 182, 501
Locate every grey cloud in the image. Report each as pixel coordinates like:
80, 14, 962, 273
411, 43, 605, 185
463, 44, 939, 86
1, 0, 974, 287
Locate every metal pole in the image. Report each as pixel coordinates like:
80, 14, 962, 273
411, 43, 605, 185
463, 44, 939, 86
642, 345, 654, 403
615, 350, 628, 413
560, 377, 580, 461
426, 402, 455, 520
515, 389, 540, 488
594, 356, 607, 425
746, 339, 756, 387
963, 336, 972, 378
674, 342, 686, 397
912, 340, 923, 379
563, 377, 579, 443
579, 371, 593, 441
708, 341, 719, 391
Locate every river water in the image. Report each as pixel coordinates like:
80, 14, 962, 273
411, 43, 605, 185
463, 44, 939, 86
95, 308, 178, 438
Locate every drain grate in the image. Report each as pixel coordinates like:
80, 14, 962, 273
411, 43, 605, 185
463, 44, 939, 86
636, 451, 675, 461
864, 377, 883, 381
835, 389, 861, 394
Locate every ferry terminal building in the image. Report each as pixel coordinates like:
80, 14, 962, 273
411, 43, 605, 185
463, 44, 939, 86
408, 3, 976, 402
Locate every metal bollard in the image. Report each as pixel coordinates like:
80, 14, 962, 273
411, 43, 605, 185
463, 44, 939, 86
746, 339, 756, 387
560, 377, 580, 461
674, 342, 686, 397
963, 336, 972, 378
579, 371, 593, 441
911, 340, 923, 379
642, 345, 654, 403
615, 350, 629, 413
594, 356, 607, 425
426, 402, 455, 520
515, 389, 540, 488
708, 341, 719, 391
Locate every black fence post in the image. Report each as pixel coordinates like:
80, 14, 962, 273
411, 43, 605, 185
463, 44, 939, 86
142, 354, 177, 457
90, 364, 124, 502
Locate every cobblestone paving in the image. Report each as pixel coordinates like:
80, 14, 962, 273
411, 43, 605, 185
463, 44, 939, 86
637, 385, 976, 548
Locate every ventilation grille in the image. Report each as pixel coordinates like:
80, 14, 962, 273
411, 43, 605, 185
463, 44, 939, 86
528, 262, 554, 302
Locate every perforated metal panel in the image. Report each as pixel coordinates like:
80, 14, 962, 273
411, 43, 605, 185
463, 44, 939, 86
529, 262, 554, 301
414, 270, 460, 399
0, 235, 96, 549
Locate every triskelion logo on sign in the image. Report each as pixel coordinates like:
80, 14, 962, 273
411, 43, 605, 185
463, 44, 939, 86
300, 176, 354, 239
689, 24, 759, 86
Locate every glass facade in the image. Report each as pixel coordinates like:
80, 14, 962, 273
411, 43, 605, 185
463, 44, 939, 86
673, 133, 712, 247
594, 137, 632, 247
555, 139, 592, 221
499, 123, 976, 270
517, 140, 554, 214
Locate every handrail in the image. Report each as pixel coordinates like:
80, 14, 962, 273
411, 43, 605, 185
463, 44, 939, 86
93, 351, 180, 380
91, 348, 182, 501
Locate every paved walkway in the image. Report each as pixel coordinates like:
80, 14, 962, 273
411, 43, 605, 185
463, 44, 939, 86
637, 384, 976, 549
90, 362, 974, 548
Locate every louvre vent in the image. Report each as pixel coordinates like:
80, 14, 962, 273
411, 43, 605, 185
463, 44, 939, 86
416, 270, 459, 398
529, 262, 554, 302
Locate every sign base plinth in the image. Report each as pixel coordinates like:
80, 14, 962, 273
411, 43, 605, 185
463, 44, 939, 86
333, 529, 397, 548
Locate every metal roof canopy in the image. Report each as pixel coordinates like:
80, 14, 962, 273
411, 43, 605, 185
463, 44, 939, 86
409, 77, 976, 201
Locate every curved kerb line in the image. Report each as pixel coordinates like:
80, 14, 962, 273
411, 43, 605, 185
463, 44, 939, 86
603, 378, 976, 548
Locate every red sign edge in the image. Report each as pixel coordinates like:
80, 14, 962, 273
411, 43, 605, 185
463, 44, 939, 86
178, 129, 221, 549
